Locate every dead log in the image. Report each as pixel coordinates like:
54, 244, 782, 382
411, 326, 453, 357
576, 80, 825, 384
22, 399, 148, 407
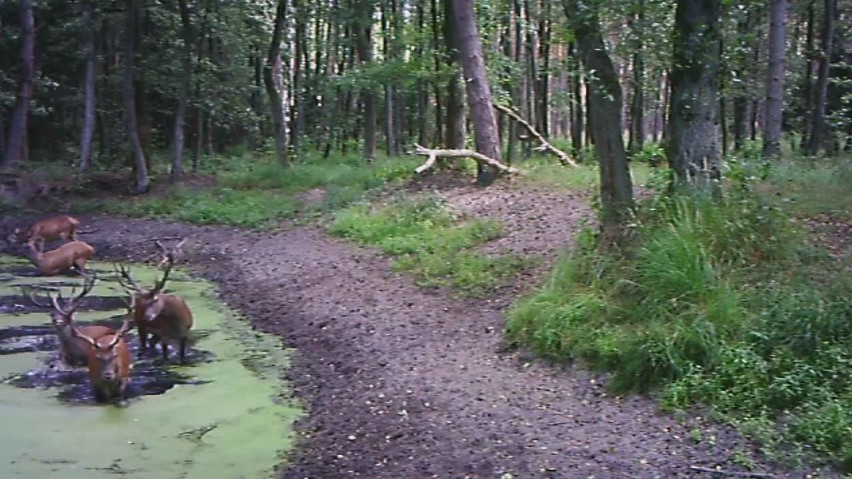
410, 144, 522, 176
493, 103, 578, 167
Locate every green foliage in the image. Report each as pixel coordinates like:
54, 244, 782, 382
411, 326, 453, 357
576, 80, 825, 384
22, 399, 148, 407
507, 168, 852, 467
102, 187, 298, 229
328, 196, 531, 297
94, 152, 419, 228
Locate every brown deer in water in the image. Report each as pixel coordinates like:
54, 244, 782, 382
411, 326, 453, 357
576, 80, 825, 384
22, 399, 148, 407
26, 240, 95, 276
116, 238, 193, 362
72, 319, 133, 403
10, 215, 81, 251
26, 273, 115, 367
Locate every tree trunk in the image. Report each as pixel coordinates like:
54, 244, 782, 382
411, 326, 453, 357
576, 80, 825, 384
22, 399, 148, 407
569, 42, 583, 152
802, 1, 816, 142
123, 0, 149, 194
171, 0, 192, 183
762, 0, 787, 158
563, 0, 635, 237
79, 0, 97, 172
667, 0, 722, 190
265, 0, 289, 167
627, 0, 645, 155
356, 0, 376, 160
3, 0, 35, 172
536, 1, 551, 137
804, 0, 836, 155
731, 10, 751, 152
449, 0, 502, 185
442, 0, 466, 150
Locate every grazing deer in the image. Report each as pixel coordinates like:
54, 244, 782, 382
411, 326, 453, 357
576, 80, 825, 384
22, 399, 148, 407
26, 240, 95, 276
116, 238, 193, 362
11, 215, 80, 251
72, 319, 133, 403
26, 274, 115, 367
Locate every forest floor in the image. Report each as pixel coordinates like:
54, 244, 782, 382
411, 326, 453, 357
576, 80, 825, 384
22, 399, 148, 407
2, 175, 846, 479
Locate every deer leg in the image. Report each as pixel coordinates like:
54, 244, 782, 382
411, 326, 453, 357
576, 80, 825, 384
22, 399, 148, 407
179, 336, 188, 362
93, 387, 107, 403
136, 324, 148, 350
160, 341, 169, 361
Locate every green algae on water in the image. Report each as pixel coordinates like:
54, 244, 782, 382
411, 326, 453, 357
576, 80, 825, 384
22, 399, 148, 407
0, 256, 302, 479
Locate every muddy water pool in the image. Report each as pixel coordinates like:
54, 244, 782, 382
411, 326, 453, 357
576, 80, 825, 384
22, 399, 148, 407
0, 256, 302, 479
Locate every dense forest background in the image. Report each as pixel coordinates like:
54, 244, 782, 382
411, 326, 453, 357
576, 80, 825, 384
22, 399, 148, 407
2, 0, 852, 473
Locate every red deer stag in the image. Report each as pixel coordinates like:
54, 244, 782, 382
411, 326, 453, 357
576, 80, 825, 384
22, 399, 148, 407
26, 240, 95, 276
115, 239, 193, 363
72, 319, 133, 403
26, 274, 116, 367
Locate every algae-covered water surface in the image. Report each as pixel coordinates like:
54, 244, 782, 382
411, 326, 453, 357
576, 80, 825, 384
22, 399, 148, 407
0, 256, 302, 479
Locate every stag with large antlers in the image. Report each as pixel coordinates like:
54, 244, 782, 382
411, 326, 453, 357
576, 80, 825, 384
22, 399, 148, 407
26, 240, 95, 276
26, 274, 115, 367
72, 319, 133, 403
116, 238, 193, 362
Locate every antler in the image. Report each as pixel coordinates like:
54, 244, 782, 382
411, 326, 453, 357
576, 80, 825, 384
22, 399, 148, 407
23, 286, 53, 308
153, 238, 184, 292
54, 273, 97, 317
114, 263, 142, 293
70, 325, 98, 348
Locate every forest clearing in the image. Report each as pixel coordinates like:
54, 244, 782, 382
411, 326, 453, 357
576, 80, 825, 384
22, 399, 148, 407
1, 0, 851, 478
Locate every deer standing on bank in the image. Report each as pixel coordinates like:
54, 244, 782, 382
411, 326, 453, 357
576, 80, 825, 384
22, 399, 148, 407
11, 215, 80, 251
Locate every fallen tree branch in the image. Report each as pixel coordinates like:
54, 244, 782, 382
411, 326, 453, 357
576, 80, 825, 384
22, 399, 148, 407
410, 144, 522, 176
688, 465, 774, 478
493, 103, 578, 167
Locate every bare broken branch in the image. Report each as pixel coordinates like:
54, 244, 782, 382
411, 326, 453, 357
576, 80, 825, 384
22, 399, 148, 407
410, 144, 522, 176
688, 465, 774, 478
493, 103, 578, 167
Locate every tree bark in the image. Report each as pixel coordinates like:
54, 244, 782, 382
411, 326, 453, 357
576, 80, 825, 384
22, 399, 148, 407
79, 0, 97, 172
355, 0, 376, 161
265, 0, 290, 167
449, 0, 501, 185
627, 0, 645, 155
804, 0, 836, 155
442, 0, 465, 150
667, 0, 722, 190
3, 0, 35, 172
123, 0, 149, 194
563, 0, 635, 236
763, 0, 787, 158
171, 0, 192, 183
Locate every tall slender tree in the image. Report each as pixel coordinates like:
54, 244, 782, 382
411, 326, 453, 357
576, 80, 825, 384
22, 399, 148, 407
2, 0, 35, 172
171, 0, 193, 182
448, 0, 501, 185
563, 0, 634, 239
123, 0, 149, 193
79, 0, 97, 172
265, 0, 290, 167
804, 0, 836, 155
763, 0, 788, 158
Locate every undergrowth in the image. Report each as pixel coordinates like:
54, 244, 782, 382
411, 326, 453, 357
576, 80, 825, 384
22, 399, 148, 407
328, 195, 532, 297
507, 157, 852, 471
89, 153, 419, 228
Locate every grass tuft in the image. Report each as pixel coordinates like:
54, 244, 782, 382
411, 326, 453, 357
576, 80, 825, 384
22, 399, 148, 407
328, 195, 532, 297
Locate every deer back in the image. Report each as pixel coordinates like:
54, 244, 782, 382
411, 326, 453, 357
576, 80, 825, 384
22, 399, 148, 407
32, 240, 94, 275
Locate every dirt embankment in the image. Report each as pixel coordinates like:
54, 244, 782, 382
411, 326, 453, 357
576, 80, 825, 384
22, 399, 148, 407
1, 183, 837, 479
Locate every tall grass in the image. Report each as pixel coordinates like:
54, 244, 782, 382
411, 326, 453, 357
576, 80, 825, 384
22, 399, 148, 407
329, 195, 532, 297
90, 153, 420, 228
507, 158, 852, 469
